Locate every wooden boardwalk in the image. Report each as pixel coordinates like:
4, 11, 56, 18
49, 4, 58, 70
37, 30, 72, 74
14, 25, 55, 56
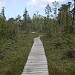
21, 36, 49, 75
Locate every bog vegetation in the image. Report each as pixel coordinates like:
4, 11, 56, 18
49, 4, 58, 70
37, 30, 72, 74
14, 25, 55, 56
0, 0, 75, 75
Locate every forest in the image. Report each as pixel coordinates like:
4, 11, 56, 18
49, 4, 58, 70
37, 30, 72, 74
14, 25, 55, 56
0, 0, 75, 75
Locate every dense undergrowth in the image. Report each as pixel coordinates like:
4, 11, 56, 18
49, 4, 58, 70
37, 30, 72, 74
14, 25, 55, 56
41, 34, 75, 75
0, 30, 38, 75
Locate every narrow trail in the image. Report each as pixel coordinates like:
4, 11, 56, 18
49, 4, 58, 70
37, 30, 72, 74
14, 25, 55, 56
21, 36, 49, 75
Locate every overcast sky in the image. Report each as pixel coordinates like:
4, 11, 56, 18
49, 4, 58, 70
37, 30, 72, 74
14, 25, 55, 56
0, 0, 73, 19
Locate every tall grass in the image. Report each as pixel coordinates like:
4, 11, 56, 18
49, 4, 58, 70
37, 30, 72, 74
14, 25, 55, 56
0, 31, 38, 75
41, 35, 75, 75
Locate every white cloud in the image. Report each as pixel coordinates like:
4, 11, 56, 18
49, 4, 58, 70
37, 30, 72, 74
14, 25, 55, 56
27, 0, 65, 8
27, 0, 49, 8
0, 0, 6, 8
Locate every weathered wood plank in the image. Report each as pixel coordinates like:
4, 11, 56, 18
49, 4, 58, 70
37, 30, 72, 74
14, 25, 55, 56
21, 37, 49, 75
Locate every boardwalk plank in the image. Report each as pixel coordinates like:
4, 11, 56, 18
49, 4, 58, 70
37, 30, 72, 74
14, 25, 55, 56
21, 36, 49, 75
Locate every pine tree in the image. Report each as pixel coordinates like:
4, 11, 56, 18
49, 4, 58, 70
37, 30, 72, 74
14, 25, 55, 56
0, 7, 6, 19
45, 4, 52, 19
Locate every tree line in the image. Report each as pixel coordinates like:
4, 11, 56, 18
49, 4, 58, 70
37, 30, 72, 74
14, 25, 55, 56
0, 1, 75, 57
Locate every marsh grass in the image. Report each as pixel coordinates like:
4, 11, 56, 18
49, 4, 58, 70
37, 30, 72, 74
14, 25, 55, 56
0, 31, 38, 75
41, 35, 75, 75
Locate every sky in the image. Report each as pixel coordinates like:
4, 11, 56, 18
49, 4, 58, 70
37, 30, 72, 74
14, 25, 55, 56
0, 0, 73, 19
